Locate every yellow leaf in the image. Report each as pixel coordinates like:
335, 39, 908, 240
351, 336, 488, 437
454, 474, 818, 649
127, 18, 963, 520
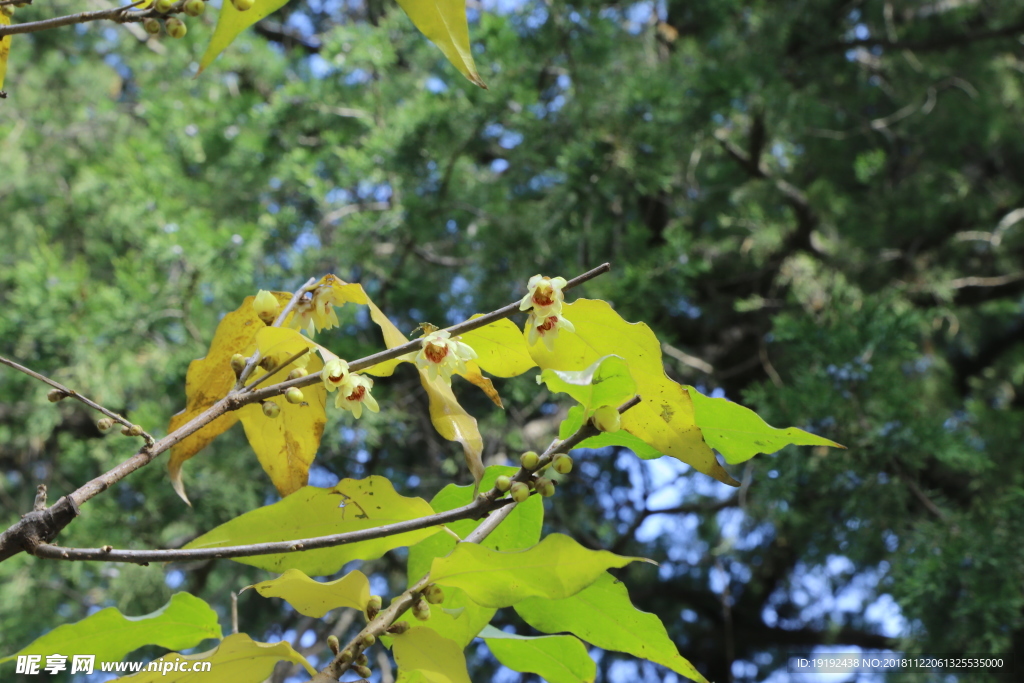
461, 360, 503, 408
184, 476, 436, 575
237, 327, 327, 496
319, 275, 486, 484
0, 16, 11, 93
248, 568, 370, 617
197, 0, 291, 75
460, 317, 536, 378
527, 299, 739, 486
118, 633, 314, 682
393, 627, 472, 683
396, 0, 485, 88
167, 291, 294, 504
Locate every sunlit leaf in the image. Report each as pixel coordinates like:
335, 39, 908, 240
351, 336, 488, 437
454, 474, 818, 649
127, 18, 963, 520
0, 16, 11, 93
167, 291, 293, 504
392, 627, 472, 683
237, 327, 327, 496
395, 466, 542, 646
538, 354, 636, 414
248, 568, 370, 618
0, 593, 220, 667
395, 0, 485, 88
118, 633, 315, 682
688, 387, 844, 463
558, 404, 662, 458
479, 625, 595, 683
198, 0, 291, 75
515, 572, 707, 683
184, 476, 436, 576
527, 299, 738, 486
430, 533, 648, 608
460, 317, 536, 378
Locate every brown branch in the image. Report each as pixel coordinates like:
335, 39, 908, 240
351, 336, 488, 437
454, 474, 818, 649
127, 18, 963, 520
0, 264, 612, 564
0, 355, 155, 447
0, 1, 149, 37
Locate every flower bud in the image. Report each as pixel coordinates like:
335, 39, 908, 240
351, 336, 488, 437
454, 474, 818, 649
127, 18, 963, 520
355, 652, 368, 666
510, 482, 530, 503
231, 0, 255, 10
47, 389, 67, 403
1, 5, 16, 17
494, 475, 512, 492
121, 424, 143, 437
166, 16, 187, 39
536, 477, 556, 498
258, 356, 277, 372
592, 405, 621, 433
262, 401, 281, 418
361, 633, 376, 647
143, 17, 161, 34
424, 584, 444, 604
338, 651, 352, 665
520, 451, 539, 470
285, 387, 305, 404
230, 353, 247, 377
327, 635, 340, 655
287, 367, 308, 380
552, 454, 573, 475
354, 665, 372, 678
183, 0, 205, 15
412, 597, 431, 621
365, 594, 382, 620
155, 0, 174, 11
97, 418, 114, 432
387, 621, 411, 635
253, 289, 279, 324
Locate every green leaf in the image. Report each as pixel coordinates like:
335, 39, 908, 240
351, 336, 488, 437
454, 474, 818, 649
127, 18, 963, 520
538, 354, 636, 414
515, 573, 707, 683
460, 317, 537, 378
0, 593, 220, 666
393, 627, 472, 683
248, 568, 370, 617
396, 466, 542, 646
395, 0, 485, 88
118, 633, 315, 681
687, 386, 844, 464
479, 625, 595, 683
558, 405, 662, 459
198, 0, 291, 74
184, 476, 436, 576
430, 533, 647, 608
527, 299, 737, 485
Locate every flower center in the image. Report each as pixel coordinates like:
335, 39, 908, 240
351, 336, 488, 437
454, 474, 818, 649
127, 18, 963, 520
537, 316, 558, 334
533, 283, 555, 307
347, 385, 366, 402
328, 371, 346, 384
424, 341, 449, 363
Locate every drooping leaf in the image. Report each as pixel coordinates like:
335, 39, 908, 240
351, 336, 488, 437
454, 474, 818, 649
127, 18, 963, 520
184, 476, 436, 576
167, 291, 293, 504
248, 568, 370, 618
515, 572, 707, 683
394, 466, 542, 646
395, 0, 485, 88
0, 593, 220, 667
430, 533, 648, 608
237, 327, 327, 496
198, 0, 291, 74
0, 15, 11, 93
558, 404, 662, 459
687, 386, 844, 464
392, 627, 472, 683
527, 299, 738, 486
538, 354, 636, 414
460, 317, 537, 378
118, 633, 315, 682
479, 625, 595, 683
324, 275, 487, 485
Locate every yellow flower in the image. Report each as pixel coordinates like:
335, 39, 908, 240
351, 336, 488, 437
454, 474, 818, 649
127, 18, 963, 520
294, 286, 341, 336
519, 275, 568, 316
414, 329, 478, 383
527, 312, 575, 352
334, 373, 379, 418
253, 290, 280, 324
320, 358, 350, 392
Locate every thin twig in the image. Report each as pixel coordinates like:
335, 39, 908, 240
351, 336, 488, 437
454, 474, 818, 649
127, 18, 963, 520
0, 355, 155, 448
244, 348, 310, 392
237, 277, 317, 387
0, 1, 147, 37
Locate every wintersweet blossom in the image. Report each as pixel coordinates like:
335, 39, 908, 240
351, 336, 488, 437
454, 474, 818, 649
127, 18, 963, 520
295, 287, 341, 336
414, 330, 478, 383
519, 275, 568, 316
320, 358, 350, 392
527, 312, 576, 352
253, 290, 280, 323
334, 373, 379, 418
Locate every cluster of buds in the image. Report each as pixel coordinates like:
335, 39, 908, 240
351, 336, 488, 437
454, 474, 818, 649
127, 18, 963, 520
320, 359, 380, 418
520, 275, 574, 351
495, 450, 574, 502
140, 0, 207, 39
